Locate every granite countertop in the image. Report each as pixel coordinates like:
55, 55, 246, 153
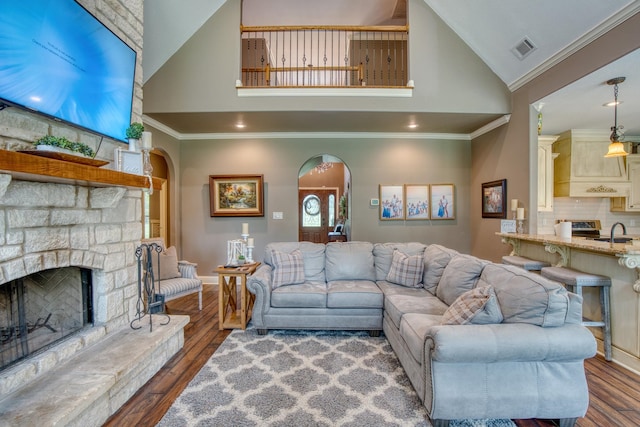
496, 233, 640, 255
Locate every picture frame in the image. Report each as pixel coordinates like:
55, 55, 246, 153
404, 184, 430, 220
379, 185, 404, 220
430, 184, 455, 219
209, 174, 264, 217
481, 179, 507, 218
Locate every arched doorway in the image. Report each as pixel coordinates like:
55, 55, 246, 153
298, 154, 351, 243
143, 151, 170, 244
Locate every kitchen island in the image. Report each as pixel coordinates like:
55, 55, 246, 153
497, 232, 640, 373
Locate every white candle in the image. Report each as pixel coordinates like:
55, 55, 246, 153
242, 223, 249, 234
511, 199, 518, 211
247, 237, 254, 247
141, 131, 152, 149
516, 207, 525, 220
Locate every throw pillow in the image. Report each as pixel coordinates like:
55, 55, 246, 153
270, 248, 305, 289
151, 246, 182, 280
386, 250, 424, 288
440, 285, 503, 325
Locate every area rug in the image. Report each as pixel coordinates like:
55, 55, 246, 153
157, 328, 516, 427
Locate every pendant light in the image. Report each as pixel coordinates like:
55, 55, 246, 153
604, 76, 628, 158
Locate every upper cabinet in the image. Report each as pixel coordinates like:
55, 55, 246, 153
553, 129, 629, 198
611, 154, 640, 212
538, 135, 559, 212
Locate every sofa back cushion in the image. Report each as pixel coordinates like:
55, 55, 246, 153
264, 242, 326, 283
373, 242, 427, 282
478, 263, 571, 327
436, 254, 488, 305
326, 241, 375, 282
423, 244, 459, 294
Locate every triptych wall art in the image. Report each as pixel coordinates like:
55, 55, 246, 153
379, 184, 455, 221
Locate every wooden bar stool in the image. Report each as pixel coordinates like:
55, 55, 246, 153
502, 255, 551, 273
541, 266, 612, 361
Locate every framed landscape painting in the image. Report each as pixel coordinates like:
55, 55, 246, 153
430, 184, 455, 220
481, 179, 507, 218
404, 184, 430, 220
379, 185, 404, 220
209, 174, 264, 217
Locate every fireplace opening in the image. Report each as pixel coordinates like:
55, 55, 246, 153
0, 267, 93, 371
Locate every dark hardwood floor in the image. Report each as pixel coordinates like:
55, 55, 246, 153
104, 284, 640, 427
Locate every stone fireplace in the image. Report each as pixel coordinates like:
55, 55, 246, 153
0, 172, 186, 426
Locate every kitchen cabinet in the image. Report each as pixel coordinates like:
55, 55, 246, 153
553, 129, 630, 197
611, 154, 640, 212
538, 135, 559, 212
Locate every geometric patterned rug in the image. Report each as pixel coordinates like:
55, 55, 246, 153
156, 327, 516, 427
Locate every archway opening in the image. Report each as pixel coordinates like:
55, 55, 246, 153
298, 154, 351, 243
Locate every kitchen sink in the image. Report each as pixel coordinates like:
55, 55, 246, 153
589, 237, 634, 243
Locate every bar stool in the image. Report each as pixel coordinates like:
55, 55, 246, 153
540, 266, 612, 361
502, 255, 551, 273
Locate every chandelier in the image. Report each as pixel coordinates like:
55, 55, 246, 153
313, 162, 333, 174
604, 76, 628, 158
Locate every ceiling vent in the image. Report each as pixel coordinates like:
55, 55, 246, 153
512, 37, 536, 60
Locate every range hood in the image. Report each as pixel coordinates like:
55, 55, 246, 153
553, 129, 630, 197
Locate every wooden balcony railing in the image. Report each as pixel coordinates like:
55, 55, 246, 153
240, 25, 409, 88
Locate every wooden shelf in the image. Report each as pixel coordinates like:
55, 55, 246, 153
0, 150, 162, 190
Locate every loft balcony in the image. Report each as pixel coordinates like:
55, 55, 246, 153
240, 25, 409, 90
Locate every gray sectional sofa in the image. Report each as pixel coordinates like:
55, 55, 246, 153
246, 241, 597, 427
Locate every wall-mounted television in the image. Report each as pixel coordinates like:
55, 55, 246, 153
0, 0, 136, 143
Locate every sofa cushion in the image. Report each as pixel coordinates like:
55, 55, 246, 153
386, 250, 424, 288
327, 280, 383, 308
399, 313, 442, 364
152, 246, 181, 280
325, 242, 375, 282
373, 242, 427, 281
422, 244, 459, 294
436, 254, 488, 306
271, 282, 327, 308
270, 249, 305, 289
478, 263, 570, 327
441, 285, 503, 325
264, 242, 326, 283
384, 290, 448, 329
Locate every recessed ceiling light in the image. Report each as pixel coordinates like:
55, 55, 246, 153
408, 123, 418, 129
235, 123, 246, 128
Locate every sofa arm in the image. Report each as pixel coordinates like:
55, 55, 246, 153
177, 260, 199, 279
425, 323, 596, 363
246, 264, 273, 328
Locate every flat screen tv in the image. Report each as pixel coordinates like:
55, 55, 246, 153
0, 0, 136, 143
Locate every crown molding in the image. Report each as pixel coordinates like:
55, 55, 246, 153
469, 115, 511, 139
508, 2, 640, 91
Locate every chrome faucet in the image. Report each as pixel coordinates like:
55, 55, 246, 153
610, 222, 627, 243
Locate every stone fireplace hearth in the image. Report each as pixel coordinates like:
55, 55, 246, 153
0, 173, 186, 426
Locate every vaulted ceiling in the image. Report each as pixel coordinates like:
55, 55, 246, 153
143, 0, 640, 136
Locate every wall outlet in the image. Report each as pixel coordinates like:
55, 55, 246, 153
273, 211, 283, 220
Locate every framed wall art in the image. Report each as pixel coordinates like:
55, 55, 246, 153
379, 185, 404, 220
209, 174, 264, 217
404, 184, 430, 220
481, 179, 507, 218
430, 184, 455, 220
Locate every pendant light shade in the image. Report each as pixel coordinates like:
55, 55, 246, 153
604, 77, 628, 158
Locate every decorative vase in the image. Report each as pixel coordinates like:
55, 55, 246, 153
128, 138, 139, 151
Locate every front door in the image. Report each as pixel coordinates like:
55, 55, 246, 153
298, 189, 337, 243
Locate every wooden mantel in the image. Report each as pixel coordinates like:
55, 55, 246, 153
0, 150, 162, 190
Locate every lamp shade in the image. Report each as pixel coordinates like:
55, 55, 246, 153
604, 141, 628, 158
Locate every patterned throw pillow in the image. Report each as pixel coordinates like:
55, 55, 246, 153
440, 285, 503, 325
386, 250, 424, 288
270, 249, 305, 289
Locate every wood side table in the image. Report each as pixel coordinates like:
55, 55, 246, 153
214, 263, 260, 330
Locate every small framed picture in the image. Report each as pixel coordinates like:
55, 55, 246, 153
209, 174, 264, 217
430, 184, 455, 220
379, 185, 404, 220
482, 179, 507, 218
404, 184, 430, 220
